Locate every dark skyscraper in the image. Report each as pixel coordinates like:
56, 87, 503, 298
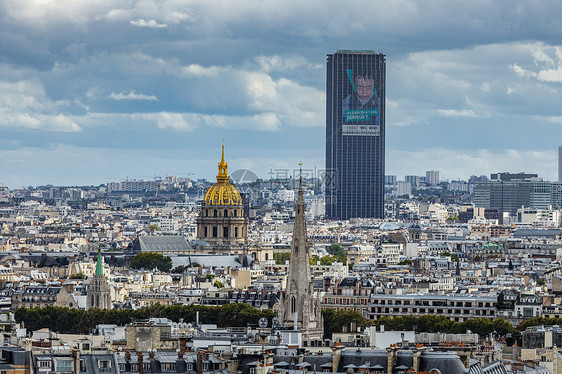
325, 50, 386, 219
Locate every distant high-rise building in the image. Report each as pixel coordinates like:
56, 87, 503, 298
559, 146, 562, 182
552, 182, 562, 209
405, 175, 421, 188
473, 176, 552, 219
107, 180, 159, 193
468, 175, 488, 184
385, 175, 397, 186
325, 50, 385, 219
490, 172, 538, 181
426, 170, 440, 186
396, 181, 412, 196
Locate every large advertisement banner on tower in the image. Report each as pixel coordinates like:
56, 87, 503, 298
326, 51, 385, 219
341, 66, 381, 136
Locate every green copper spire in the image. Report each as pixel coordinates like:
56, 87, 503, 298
95, 247, 103, 277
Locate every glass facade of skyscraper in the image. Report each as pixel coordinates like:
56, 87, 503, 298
325, 51, 385, 219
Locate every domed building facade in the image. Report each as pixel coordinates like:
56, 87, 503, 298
196, 145, 249, 248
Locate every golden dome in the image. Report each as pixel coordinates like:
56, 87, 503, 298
203, 145, 243, 206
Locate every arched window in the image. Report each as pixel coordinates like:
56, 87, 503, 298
235, 227, 238, 237
214, 209, 217, 217
234, 210, 237, 217
224, 209, 228, 217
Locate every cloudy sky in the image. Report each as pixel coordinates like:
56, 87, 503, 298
1, 0, 562, 187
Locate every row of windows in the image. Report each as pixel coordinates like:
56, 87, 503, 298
370, 307, 495, 316
371, 299, 494, 308
118, 363, 197, 372
20, 296, 57, 302
39, 359, 110, 371
204, 209, 240, 218
203, 226, 242, 238
324, 298, 369, 305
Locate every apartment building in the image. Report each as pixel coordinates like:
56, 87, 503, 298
367, 294, 498, 322
322, 277, 375, 317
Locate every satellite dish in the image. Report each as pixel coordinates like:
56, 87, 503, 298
258, 318, 268, 328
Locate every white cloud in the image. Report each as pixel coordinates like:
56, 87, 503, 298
109, 91, 158, 101
181, 64, 224, 78
436, 109, 478, 118
509, 44, 562, 82
535, 115, 562, 124
0, 110, 81, 132
211, 112, 283, 132
129, 18, 167, 28
255, 55, 321, 72
387, 41, 562, 128
243, 73, 324, 127
0, 79, 81, 132
537, 67, 562, 82
246, 113, 282, 131
135, 112, 199, 131
510, 63, 537, 79
156, 58, 325, 129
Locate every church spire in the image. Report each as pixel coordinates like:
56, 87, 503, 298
88, 246, 112, 310
95, 247, 103, 277
294, 170, 306, 250
278, 165, 323, 344
287, 171, 312, 302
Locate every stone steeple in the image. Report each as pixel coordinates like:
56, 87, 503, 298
278, 174, 323, 343
87, 247, 112, 310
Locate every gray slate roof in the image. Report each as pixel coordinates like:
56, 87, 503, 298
132, 236, 192, 252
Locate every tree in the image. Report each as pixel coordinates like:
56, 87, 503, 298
130, 252, 173, 272
328, 244, 347, 264
69, 272, 86, 279
15, 304, 276, 333
440, 251, 458, 261
322, 309, 367, 339
310, 255, 319, 265
273, 252, 291, 265
56, 257, 69, 266
310, 255, 335, 266
398, 259, 412, 266
148, 224, 161, 233
213, 280, 224, 288
518, 317, 562, 331
171, 265, 188, 273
